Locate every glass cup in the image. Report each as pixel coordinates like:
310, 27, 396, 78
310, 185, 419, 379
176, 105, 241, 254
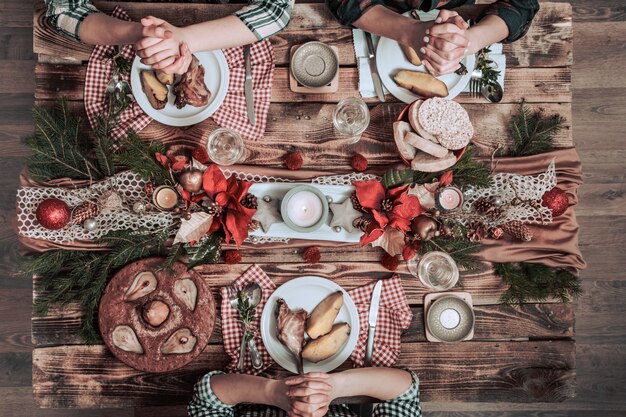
407, 251, 459, 291
332, 97, 370, 143
206, 128, 245, 166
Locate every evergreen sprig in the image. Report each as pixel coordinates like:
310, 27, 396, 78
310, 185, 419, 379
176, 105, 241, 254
24, 100, 105, 182
494, 262, 582, 305
113, 131, 171, 185
420, 235, 481, 272
505, 102, 565, 157
476, 47, 501, 89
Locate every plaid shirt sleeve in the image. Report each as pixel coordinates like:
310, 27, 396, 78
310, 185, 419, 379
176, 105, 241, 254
187, 371, 236, 417
235, 0, 295, 41
373, 370, 422, 417
44, 0, 99, 41
481, 0, 540, 42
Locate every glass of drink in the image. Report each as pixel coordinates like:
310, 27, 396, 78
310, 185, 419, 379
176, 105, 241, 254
206, 128, 245, 166
407, 251, 459, 291
332, 97, 370, 143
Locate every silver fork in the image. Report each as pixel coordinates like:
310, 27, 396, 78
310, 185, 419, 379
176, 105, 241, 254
226, 284, 249, 370
469, 70, 482, 99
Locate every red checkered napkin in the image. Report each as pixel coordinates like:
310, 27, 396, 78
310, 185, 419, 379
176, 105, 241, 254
212, 41, 275, 141
348, 275, 413, 367
84, 7, 152, 145
221, 264, 276, 374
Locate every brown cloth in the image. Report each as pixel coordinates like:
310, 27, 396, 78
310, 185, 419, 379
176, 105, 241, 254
474, 147, 586, 272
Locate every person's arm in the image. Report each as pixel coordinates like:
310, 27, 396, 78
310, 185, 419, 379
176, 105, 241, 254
477, 0, 540, 44
465, 14, 510, 55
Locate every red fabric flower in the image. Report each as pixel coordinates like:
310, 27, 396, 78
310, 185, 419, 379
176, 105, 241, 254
439, 171, 453, 187
354, 180, 423, 231
202, 164, 256, 247
155, 152, 170, 168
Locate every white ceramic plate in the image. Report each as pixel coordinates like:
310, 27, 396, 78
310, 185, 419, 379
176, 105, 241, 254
376, 10, 475, 103
260, 276, 360, 374
130, 50, 229, 126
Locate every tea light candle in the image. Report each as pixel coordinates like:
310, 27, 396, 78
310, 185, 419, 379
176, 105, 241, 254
440, 308, 461, 330
153, 186, 179, 210
285, 190, 324, 228
437, 186, 463, 211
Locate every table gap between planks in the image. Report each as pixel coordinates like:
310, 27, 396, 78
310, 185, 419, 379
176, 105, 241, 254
30, 0, 575, 408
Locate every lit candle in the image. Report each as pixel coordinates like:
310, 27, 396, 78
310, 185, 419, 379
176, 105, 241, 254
437, 186, 463, 211
285, 190, 324, 228
153, 186, 179, 210
439, 308, 461, 330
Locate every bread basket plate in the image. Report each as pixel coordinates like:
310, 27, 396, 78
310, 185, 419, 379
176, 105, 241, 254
260, 276, 360, 374
376, 10, 475, 103
130, 50, 229, 127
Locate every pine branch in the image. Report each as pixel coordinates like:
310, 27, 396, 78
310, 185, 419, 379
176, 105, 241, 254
161, 242, 185, 271
494, 262, 582, 305
419, 235, 481, 272
113, 131, 171, 184
505, 103, 565, 157
186, 234, 222, 269
92, 114, 116, 177
448, 146, 491, 188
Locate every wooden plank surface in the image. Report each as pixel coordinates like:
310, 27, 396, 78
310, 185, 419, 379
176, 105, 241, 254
32, 340, 575, 407
33, 2, 572, 68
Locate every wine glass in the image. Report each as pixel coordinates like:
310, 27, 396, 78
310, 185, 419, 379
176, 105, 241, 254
206, 128, 245, 166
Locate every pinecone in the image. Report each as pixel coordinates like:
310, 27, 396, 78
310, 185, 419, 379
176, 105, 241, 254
501, 221, 533, 242
71, 201, 100, 224
241, 193, 258, 209
352, 216, 372, 232
350, 193, 366, 213
466, 221, 488, 242
473, 197, 494, 214
380, 198, 394, 213
144, 182, 155, 197
248, 220, 260, 232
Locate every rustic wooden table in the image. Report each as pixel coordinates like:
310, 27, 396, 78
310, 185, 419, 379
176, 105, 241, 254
30, 1, 575, 408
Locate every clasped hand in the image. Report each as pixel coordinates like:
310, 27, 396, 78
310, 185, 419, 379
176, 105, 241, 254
415, 10, 470, 76
134, 16, 192, 75
279, 372, 336, 417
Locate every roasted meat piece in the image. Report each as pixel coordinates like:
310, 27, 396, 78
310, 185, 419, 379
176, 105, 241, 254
173, 56, 211, 108
276, 298, 307, 373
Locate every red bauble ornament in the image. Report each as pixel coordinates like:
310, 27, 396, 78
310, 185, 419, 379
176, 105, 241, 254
381, 252, 400, 271
303, 246, 321, 264
285, 152, 303, 171
350, 153, 368, 172
542, 187, 569, 217
36, 198, 71, 230
223, 250, 242, 265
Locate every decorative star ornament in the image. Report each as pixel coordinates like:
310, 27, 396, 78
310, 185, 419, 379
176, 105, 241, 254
252, 198, 282, 233
329, 198, 362, 233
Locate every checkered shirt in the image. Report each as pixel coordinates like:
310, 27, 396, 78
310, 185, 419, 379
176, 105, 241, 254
45, 0, 294, 43
187, 370, 421, 417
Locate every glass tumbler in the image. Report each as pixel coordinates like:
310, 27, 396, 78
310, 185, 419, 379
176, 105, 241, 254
332, 97, 370, 143
408, 251, 459, 291
206, 128, 245, 166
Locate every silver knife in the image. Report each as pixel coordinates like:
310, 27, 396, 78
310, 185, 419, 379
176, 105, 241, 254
243, 45, 255, 125
362, 279, 384, 417
364, 32, 386, 103
365, 279, 383, 366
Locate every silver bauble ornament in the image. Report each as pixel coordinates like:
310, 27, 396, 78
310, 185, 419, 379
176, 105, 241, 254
83, 218, 98, 231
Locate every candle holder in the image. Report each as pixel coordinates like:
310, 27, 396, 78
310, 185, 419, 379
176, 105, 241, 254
280, 185, 329, 233
436, 186, 464, 212
152, 185, 179, 211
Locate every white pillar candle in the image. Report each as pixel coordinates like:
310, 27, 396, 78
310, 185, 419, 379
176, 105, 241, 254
286, 190, 323, 228
153, 186, 178, 210
438, 187, 463, 211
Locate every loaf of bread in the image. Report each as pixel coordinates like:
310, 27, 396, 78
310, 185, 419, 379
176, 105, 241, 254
393, 70, 448, 98
393, 121, 416, 160
411, 150, 457, 172
404, 131, 449, 158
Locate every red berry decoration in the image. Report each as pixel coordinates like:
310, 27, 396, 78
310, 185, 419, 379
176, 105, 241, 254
192, 147, 210, 164
542, 187, 569, 217
223, 250, 242, 265
302, 246, 321, 264
350, 153, 368, 172
36, 198, 71, 230
381, 252, 400, 271
285, 152, 304, 171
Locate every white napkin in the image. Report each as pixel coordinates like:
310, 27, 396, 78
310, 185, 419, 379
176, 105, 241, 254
352, 28, 506, 98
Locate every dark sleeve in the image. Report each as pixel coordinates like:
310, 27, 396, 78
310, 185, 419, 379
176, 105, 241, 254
480, 0, 540, 42
325, 0, 387, 27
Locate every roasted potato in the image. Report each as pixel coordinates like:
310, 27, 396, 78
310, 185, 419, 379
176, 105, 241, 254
400, 43, 422, 66
302, 323, 351, 363
155, 69, 175, 86
393, 70, 448, 98
306, 291, 344, 339
140, 70, 168, 110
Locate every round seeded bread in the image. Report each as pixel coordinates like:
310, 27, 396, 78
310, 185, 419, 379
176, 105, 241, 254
408, 100, 438, 143
418, 98, 473, 150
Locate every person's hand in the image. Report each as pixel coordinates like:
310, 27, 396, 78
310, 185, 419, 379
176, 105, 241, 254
284, 372, 335, 417
421, 10, 470, 75
134, 16, 192, 74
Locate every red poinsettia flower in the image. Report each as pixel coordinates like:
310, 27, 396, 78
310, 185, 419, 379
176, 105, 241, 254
439, 170, 453, 187
202, 164, 255, 247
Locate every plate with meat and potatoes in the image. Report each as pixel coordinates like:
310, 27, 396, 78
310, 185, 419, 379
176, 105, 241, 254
260, 276, 360, 374
130, 50, 229, 127
375, 10, 475, 103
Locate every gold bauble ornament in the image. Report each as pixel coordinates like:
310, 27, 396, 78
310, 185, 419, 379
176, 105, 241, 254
178, 168, 204, 194
411, 215, 439, 241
